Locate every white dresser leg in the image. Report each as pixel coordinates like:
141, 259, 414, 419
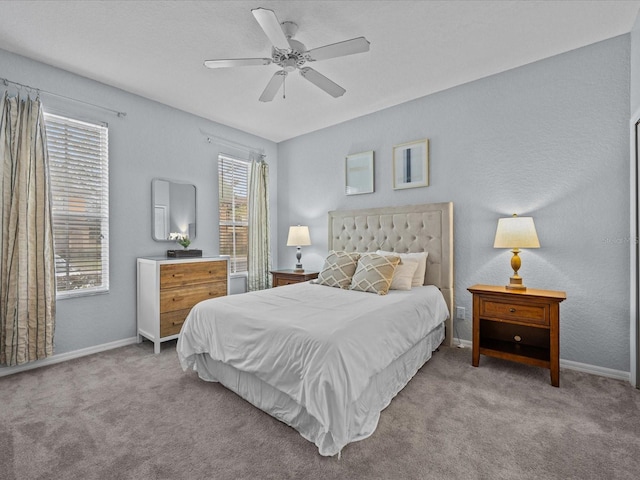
154, 342, 161, 354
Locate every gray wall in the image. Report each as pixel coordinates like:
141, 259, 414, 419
0, 33, 633, 373
631, 13, 640, 115
630, 11, 640, 384
0, 48, 278, 359
277, 35, 631, 372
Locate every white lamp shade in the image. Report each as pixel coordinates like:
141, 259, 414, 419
286, 225, 311, 246
493, 216, 540, 249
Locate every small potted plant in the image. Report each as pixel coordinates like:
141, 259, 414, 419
169, 232, 191, 249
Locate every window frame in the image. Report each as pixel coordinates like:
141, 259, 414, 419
218, 154, 250, 275
44, 112, 110, 299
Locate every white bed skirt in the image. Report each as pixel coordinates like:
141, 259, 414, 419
191, 322, 444, 456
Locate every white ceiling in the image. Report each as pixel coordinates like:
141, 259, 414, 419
0, 1, 638, 143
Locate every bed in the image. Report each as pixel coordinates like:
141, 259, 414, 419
177, 202, 454, 456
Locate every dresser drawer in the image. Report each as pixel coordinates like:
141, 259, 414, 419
160, 261, 227, 289
160, 282, 227, 313
480, 299, 548, 326
160, 309, 191, 337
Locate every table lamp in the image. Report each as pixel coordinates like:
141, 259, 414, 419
493, 214, 540, 290
287, 225, 311, 272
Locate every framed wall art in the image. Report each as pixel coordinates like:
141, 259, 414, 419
392, 139, 429, 189
345, 150, 374, 195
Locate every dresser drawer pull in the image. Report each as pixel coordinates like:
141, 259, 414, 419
172, 320, 185, 326
172, 297, 184, 302
172, 273, 184, 278
509, 308, 516, 313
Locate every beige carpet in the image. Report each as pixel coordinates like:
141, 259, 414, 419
1, 341, 639, 480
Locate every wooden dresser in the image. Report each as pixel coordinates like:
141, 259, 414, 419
137, 256, 229, 353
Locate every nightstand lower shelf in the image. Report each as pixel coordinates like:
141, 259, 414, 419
479, 339, 550, 367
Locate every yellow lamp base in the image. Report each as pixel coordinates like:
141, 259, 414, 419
506, 275, 526, 291
505, 250, 527, 290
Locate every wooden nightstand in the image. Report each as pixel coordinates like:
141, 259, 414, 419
468, 284, 566, 387
270, 269, 319, 287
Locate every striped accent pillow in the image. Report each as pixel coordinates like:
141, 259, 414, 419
349, 253, 400, 295
315, 251, 361, 289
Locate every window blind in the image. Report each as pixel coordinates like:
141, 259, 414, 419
218, 154, 249, 273
44, 113, 109, 297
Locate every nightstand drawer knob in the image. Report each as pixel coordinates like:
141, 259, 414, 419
514, 335, 522, 342
509, 308, 516, 313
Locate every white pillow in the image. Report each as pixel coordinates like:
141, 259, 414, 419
377, 250, 428, 287
388, 257, 420, 290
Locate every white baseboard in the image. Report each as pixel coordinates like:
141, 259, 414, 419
454, 339, 630, 382
0, 336, 139, 377
558, 359, 629, 382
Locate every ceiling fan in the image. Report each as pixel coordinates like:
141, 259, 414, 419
204, 8, 370, 102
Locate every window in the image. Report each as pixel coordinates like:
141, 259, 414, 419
44, 113, 109, 297
218, 154, 249, 274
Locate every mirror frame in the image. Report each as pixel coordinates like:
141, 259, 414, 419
151, 178, 197, 242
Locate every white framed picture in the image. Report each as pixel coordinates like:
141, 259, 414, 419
345, 150, 374, 195
392, 139, 429, 189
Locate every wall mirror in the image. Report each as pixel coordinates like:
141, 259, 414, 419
151, 178, 197, 241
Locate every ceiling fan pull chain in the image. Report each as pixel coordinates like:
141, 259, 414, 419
283, 74, 286, 99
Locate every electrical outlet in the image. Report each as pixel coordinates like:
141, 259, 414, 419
456, 306, 465, 320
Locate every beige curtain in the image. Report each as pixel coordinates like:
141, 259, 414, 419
0, 93, 56, 366
247, 157, 271, 291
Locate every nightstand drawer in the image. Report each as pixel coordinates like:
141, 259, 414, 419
275, 278, 301, 287
160, 261, 226, 289
270, 270, 319, 287
480, 299, 548, 326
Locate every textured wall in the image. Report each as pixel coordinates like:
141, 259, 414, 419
0, 48, 278, 358
630, 11, 640, 384
631, 13, 640, 115
277, 36, 630, 371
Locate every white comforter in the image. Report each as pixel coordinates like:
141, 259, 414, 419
177, 282, 449, 454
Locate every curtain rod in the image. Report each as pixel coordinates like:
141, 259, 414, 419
200, 129, 266, 160
1, 77, 127, 118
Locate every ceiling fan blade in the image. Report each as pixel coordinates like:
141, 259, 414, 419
306, 37, 370, 61
299, 67, 346, 98
259, 71, 287, 102
204, 58, 272, 68
252, 8, 291, 51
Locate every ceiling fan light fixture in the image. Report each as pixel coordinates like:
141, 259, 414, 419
283, 58, 298, 72
280, 21, 298, 39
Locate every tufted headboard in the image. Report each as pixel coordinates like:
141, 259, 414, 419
328, 202, 454, 346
